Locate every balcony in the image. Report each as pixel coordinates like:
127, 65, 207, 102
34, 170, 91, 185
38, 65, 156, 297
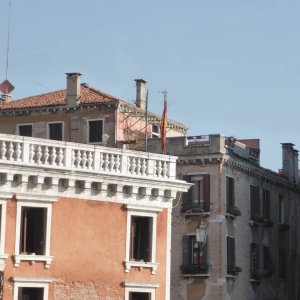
181, 263, 208, 275
0, 133, 187, 203
181, 200, 210, 215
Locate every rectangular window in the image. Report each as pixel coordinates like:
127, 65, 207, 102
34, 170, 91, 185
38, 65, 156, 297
279, 248, 287, 279
18, 287, 44, 300
227, 236, 236, 275
88, 120, 103, 143
17, 124, 32, 137
151, 125, 159, 138
250, 185, 260, 221
226, 176, 235, 213
129, 292, 151, 300
182, 175, 210, 212
182, 235, 208, 274
263, 246, 272, 276
20, 207, 46, 255
48, 122, 63, 141
250, 243, 260, 279
262, 189, 270, 219
130, 216, 152, 262
279, 195, 284, 224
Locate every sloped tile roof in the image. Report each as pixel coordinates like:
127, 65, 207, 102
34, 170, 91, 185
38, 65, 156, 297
0, 83, 122, 110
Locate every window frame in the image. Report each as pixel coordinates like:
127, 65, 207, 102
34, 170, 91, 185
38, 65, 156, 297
250, 185, 260, 221
14, 199, 54, 268
124, 282, 159, 300
87, 118, 105, 144
47, 121, 64, 141
0, 198, 8, 267
226, 176, 235, 213
278, 195, 285, 224
226, 235, 236, 275
13, 276, 53, 300
16, 123, 33, 137
124, 204, 162, 274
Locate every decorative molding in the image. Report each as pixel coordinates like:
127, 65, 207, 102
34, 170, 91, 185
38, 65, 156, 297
124, 261, 159, 275
13, 255, 53, 269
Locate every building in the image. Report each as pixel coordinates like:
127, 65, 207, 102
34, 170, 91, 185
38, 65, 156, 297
148, 135, 300, 300
0, 73, 187, 148
0, 74, 190, 299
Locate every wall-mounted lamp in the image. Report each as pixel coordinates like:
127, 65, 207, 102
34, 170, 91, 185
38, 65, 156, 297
196, 221, 207, 244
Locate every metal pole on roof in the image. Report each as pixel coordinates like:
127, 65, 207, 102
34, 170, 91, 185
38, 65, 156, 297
145, 89, 149, 152
5, 0, 12, 81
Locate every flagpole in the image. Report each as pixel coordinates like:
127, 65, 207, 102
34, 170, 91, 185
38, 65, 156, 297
145, 90, 149, 152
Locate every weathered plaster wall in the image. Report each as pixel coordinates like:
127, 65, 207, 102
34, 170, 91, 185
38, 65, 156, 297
3, 197, 168, 300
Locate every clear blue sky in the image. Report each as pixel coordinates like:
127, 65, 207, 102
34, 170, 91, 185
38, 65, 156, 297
0, 0, 299, 171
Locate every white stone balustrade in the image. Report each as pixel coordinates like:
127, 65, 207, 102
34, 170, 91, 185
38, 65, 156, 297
0, 133, 177, 180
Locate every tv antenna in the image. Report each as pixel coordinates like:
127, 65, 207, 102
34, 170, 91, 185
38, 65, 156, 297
0, 0, 15, 95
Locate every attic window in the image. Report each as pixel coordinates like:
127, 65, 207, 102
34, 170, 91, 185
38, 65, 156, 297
17, 124, 32, 137
48, 122, 63, 141
88, 119, 104, 143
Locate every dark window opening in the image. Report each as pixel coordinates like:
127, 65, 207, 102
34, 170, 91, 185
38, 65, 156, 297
250, 243, 260, 279
279, 248, 287, 279
48, 123, 63, 141
88, 120, 103, 143
263, 246, 273, 276
129, 292, 150, 300
18, 125, 32, 137
262, 189, 270, 219
181, 235, 208, 274
226, 177, 235, 213
278, 195, 285, 224
151, 125, 159, 138
182, 175, 210, 212
227, 236, 237, 275
20, 207, 46, 255
250, 185, 260, 221
130, 216, 152, 262
18, 287, 43, 300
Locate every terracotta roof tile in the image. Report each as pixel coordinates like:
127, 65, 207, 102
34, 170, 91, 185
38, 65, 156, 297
0, 84, 121, 110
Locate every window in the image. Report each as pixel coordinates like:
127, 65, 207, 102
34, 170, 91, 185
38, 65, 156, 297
278, 195, 284, 224
13, 276, 53, 300
124, 282, 158, 300
20, 207, 46, 255
262, 189, 270, 219
130, 216, 152, 262
250, 243, 260, 280
263, 246, 273, 276
14, 200, 54, 268
129, 292, 150, 300
19, 287, 44, 299
279, 248, 287, 279
151, 125, 159, 138
181, 235, 208, 274
182, 175, 210, 212
227, 236, 240, 276
88, 119, 104, 143
250, 185, 260, 221
124, 205, 161, 274
226, 176, 234, 213
17, 124, 32, 137
48, 122, 63, 141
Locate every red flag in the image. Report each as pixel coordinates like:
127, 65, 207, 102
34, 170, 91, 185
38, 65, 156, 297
160, 98, 167, 154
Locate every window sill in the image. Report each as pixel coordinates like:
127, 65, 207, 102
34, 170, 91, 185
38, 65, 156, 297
124, 260, 159, 275
226, 274, 238, 280
250, 278, 261, 284
14, 254, 53, 269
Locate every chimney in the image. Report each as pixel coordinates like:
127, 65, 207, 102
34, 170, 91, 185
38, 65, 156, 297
0, 94, 12, 102
135, 79, 147, 110
66, 73, 81, 107
281, 143, 298, 183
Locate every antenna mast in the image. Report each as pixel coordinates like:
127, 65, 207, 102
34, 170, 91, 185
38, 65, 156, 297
0, 0, 14, 96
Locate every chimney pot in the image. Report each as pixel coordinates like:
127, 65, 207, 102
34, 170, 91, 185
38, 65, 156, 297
66, 72, 81, 107
0, 94, 12, 102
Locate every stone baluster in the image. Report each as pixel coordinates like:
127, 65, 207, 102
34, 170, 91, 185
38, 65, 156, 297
0, 141, 7, 160
57, 148, 64, 167
82, 151, 87, 169
15, 142, 22, 162
108, 154, 115, 171
103, 153, 109, 171
29, 144, 35, 163
43, 146, 49, 165
71, 149, 76, 167
50, 147, 57, 166
75, 150, 82, 168
136, 158, 141, 175
87, 151, 93, 169
115, 155, 121, 173
8, 142, 14, 161
141, 159, 147, 175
